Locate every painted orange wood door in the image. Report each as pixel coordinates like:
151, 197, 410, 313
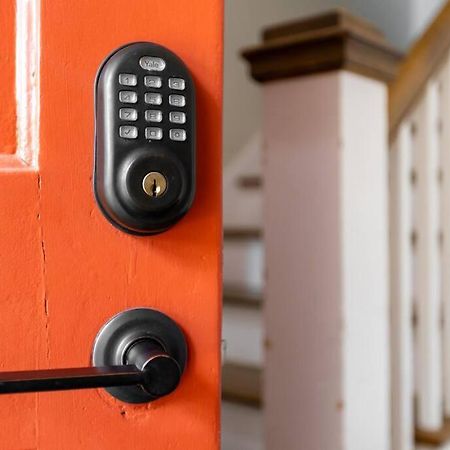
0, 0, 223, 449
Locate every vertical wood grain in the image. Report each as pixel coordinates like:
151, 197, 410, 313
0, 171, 43, 448
390, 122, 414, 450
0, 0, 40, 169
0, 0, 16, 154
0, 0, 223, 449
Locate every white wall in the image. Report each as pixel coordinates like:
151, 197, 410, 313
224, 0, 335, 163
223, 0, 446, 163
342, 0, 445, 50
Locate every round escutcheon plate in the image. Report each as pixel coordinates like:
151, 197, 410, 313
92, 308, 187, 403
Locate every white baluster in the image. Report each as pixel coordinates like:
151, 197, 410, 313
390, 122, 414, 450
440, 54, 450, 419
415, 80, 443, 431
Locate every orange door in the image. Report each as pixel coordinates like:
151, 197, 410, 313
0, 0, 222, 448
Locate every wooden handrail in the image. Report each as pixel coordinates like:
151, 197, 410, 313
389, 1, 450, 136
416, 419, 450, 446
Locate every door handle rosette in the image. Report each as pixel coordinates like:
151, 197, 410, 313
0, 308, 187, 404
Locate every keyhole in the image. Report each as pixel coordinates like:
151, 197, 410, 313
143, 172, 167, 198
152, 179, 158, 197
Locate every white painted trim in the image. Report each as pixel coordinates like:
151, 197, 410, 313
441, 52, 450, 418
263, 71, 390, 450
415, 81, 443, 431
339, 72, 390, 450
0, 0, 40, 171
390, 122, 414, 450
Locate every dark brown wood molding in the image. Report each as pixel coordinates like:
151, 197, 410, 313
389, 2, 450, 136
222, 363, 262, 407
241, 8, 402, 84
223, 286, 263, 309
416, 419, 450, 446
237, 175, 262, 189
224, 227, 262, 240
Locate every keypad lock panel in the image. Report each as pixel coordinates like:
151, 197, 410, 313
94, 42, 196, 235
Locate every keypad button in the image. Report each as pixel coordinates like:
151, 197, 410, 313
119, 125, 138, 139
169, 111, 186, 124
145, 127, 163, 140
118, 73, 137, 86
169, 94, 185, 107
119, 108, 138, 121
145, 93, 163, 105
145, 110, 163, 122
119, 91, 137, 104
144, 76, 162, 88
168, 78, 186, 90
169, 129, 187, 141
139, 56, 166, 71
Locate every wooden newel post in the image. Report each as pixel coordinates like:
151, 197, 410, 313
243, 10, 401, 450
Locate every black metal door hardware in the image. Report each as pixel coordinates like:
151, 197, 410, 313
0, 308, 187, 404
94, 42, 196, 235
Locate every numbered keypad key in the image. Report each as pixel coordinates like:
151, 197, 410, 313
170, 129, 186, 141
119, 108, 138, 121
144, 76, 162, 88
119, 91, 137, 104
119, 74, 137, 86
169, 94, 185, 107
145, 93, 162, 105
119, 125, 138, 139
114, 49, 191, 148
145, 110, 163, 122
169, 111, 186, 124
169, 78, 185, 90
145, 127, 163, 140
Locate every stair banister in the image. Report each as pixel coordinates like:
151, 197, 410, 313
243, 9, 399, 450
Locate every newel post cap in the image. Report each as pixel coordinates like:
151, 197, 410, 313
242, 8, 402, 83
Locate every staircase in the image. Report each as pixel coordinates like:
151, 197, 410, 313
223, 3, 450, 449
221, 134, 264, 449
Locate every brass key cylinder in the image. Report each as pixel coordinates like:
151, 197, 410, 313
143, 172, 167, 198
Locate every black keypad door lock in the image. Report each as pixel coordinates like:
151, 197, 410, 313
94, 42, 196, 235
0, 309, 187, 404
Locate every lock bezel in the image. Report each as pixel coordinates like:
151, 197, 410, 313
93, 42, 196, 235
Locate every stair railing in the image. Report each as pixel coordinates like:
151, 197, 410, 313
243, 3, 450, 449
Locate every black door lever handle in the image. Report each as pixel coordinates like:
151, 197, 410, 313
0, 339, 181, 399
0, 308, 188, 404
0, 366, 145, 394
